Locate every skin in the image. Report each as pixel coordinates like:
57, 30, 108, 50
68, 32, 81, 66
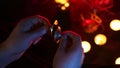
0, 15, 84, 68
53, 31, 84, 68
0, 15, 50, 68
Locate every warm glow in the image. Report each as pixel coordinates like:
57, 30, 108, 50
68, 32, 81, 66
58, 26, 61, 31
54, 20, 58, 25
115, 57, 120, 65
61, 6, 66, 10
94, 34, 107, 46
110, 19, 120, 31
55, 0, 68, 4
55, 0, 59, 3
64, 2, 70, 7
82, 41, 91, 53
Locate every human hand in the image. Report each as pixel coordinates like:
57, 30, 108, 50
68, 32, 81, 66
0, 15, 51, 68
53, 31, 84, 68
2, 15, 51, 57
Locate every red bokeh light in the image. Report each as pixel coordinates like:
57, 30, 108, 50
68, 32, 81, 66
82, 19, 100, 33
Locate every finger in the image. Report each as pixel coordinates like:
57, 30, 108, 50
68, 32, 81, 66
19, 15, 51, 32
58, 34, 68, 50
36, 15, 51, 32
62, 31, 81, 42
27, 26, 47, 39
17, 15, 51, 39
18, 16, 41, 32
62, 31, 83, 51
38, 15, 51, 29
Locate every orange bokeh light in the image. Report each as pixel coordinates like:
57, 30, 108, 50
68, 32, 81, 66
61, 6, 66, 10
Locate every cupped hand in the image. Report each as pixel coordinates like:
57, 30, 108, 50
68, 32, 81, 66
3, 15, 51, 56
0, 15, 51, 68
53, 31, 84, 68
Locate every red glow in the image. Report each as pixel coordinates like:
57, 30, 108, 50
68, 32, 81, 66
82, 19, 94, 27
94, 0, 113, 11
82, 19, 100, 33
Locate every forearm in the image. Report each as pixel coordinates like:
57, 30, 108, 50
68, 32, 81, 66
0, 42, 21, 68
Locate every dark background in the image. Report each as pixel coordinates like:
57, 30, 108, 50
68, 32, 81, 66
0, 0, 120, 68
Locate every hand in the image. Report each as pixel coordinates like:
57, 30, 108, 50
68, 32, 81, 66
4, 15, 50, 54
0, 15, 50, 67
53, 31, 84, 68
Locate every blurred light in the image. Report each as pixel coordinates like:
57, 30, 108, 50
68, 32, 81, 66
55, 0, 68, 4
61, 6, 66, 10
115, 57, 120, 65
110, 19, 120, 31
58, 26, 61, 31
55, 0, 59, 3
54, 20, 59, 25
82, 41, 91, 53
82, 19, 99, 33
64, 2, 70, 7
94, 34, 107, 46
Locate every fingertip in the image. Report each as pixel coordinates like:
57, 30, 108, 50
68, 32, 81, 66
35, 15, 51, 32
36, 15, 51, 26
62, 31, 81, 41
61, 31, 82, 49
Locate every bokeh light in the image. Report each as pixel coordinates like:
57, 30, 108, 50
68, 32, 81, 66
94, 34, 107, 46
110, 19, 120, 31
55, 0, 70, 11
115, 57, 120, 65
61, 6, 66, 10
54, 20, 58, 25
55, 0, 68, 4
64, 2, 70, 7
82, 41, 91, 53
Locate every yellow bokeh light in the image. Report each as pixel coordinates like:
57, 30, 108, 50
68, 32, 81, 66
110, 19, 120, 31
61, 6, 66, 10
55, 0, 59, 3
115, 57, 120, 65
82, 41, 91, 53
55, 0, 68, 4
94, 34, 107, 46
64, 2, 70, 7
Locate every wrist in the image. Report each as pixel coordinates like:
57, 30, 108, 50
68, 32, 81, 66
0, 42, 20, 68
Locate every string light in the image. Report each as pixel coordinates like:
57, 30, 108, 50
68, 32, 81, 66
82, 41, 91, 53
55, 0, 70, 10
55, 0, 68, 4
